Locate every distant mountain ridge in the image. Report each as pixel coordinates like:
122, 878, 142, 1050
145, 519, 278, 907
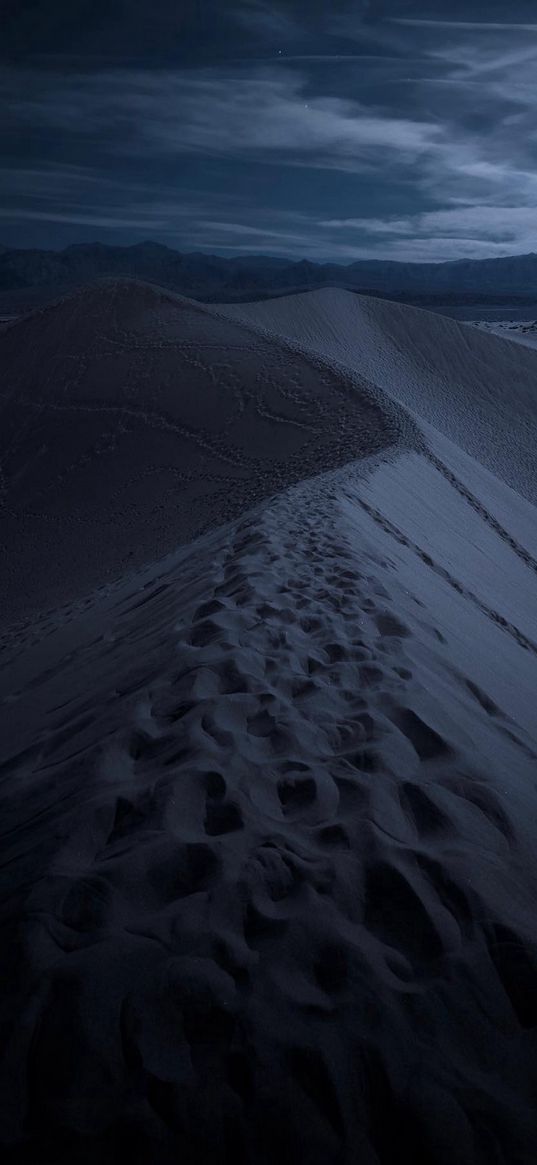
2, 241, 537, 305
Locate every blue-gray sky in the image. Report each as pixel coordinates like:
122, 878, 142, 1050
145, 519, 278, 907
2, 1, 537, 260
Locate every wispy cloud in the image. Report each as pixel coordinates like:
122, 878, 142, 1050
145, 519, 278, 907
392, 20, 537, 32
0, 208, 166, 229
4, 66, 441, 172
253, 54, 398, 62
231, 1, 300, 39
319, 205, 537, 261
3, 3, 537, 261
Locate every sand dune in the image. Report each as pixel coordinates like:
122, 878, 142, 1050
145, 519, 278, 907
2, 282, 537, 1163
2, 445, 537, 1163
0, 279, 412, 629
222, 287, 537, 504
471, 318, 537, 351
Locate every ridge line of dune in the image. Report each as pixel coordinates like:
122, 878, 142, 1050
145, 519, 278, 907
220, 287, 537, 507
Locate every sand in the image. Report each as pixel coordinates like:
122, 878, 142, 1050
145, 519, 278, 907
221, 287, 537, 505
0, 280, 414, 632
470, 318, 537, 351
1, 280, 537, 1163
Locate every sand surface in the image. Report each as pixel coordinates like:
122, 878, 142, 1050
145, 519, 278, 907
2, 281, 537, 1163
222, 287, 537, 504
470, 318, 537, 350
0, 280, 412, 630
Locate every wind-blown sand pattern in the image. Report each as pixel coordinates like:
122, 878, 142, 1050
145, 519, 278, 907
1, 281, 537, 1163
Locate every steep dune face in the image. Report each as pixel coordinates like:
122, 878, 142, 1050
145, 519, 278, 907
0, 280, 412, 628
222, 288, 537, 504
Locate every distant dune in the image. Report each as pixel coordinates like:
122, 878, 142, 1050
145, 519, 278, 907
222, 287, 537, 504
471, 317, 537, 350
2, 280, 537, 1164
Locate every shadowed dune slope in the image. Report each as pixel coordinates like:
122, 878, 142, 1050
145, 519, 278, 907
0, 279, 412, 629
221, 288, 537, 504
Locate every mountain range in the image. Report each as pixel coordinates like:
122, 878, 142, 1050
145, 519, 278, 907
3, 241, 537, 307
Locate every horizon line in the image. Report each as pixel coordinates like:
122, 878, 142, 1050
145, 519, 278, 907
1, 240, 537, 266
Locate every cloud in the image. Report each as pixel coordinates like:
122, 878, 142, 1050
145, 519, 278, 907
319, 205, 537, 260
256, 54, 396, 62
3, 5, 537, 262
231, 1, 300, 38
3, 66, 441, 172
323, 205, 537, 238
0, 208, 167, 229
0, 162, 239, 241
198, 220, 302, 239
392, 20, 537, 32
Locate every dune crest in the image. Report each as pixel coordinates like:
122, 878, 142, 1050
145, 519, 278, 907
0, 279, 413, 629
2, 281, 537, 1163
222, 287, 537, 504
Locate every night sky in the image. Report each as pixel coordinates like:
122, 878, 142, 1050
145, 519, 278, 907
2, 1, 537, 260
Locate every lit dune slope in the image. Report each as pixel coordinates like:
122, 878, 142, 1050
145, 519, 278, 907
2, 282, 537, 1164
471, 318, 537, 351
221, 288, 537, 504
0, 279, 411, 629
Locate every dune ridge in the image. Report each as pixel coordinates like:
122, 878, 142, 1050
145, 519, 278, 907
2, 281, 537, 1162
0, 279, 416, 630
2, 453, 537, 1163
221, 287, 537, 504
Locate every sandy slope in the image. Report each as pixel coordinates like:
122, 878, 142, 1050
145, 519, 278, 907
470, 319, 537, 350
0, 279, 412, 629
221, 288, 537, 504
2, 438, 537, 1162
2, 282, 537, 1163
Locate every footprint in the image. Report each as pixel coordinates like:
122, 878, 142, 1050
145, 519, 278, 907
193, 598, 225, 621
375, 612, 409, 638
359, 664, 384, 687
108, 794, 150, 843
61, 874, 113, 932
390, 708, 452, 762
465, 679, 501, 717
398, 781, 450, 837
334, 774, 369, 812
189, 619, 222, 648
278, 775, 317, 815
146, 841, 219, 902
315, 822, 351, 848
204, 799, 244, 836
364, 859, 445, 964
445, 777, 513, 841
486, 923, 537, 1028
313, 942, 349, 993
415, 852, 475, 940
204, 770, 227, 798
287, 1047, 344, 1137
